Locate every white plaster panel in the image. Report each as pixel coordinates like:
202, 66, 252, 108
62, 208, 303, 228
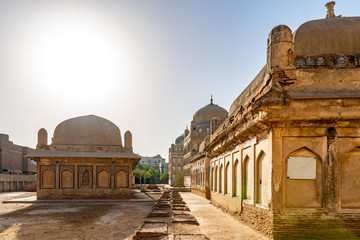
287, 157, 316, 179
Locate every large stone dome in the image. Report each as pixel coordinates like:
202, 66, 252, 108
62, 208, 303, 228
52, 115, 122, 146
175, 134, 184, 145
294, 17, 360, 56
193, 101, 228, 123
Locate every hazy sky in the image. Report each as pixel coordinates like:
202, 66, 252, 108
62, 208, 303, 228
0, 0, 359, 161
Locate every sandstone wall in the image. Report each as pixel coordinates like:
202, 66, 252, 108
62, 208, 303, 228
0, 174, 36, 192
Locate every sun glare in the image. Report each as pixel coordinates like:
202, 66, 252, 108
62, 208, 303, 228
21, 9, 128, 107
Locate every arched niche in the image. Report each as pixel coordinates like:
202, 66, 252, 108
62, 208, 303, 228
211, 167, 214, 191
219, 164, 223, 193
98, 169, 110, 188
243, 155, 252, 200
233, 159, 240, 197
41, 168, 55, 189
225, 162, 230, 194
116, 170, 128, 188
339, 148, 360, 208
80, 169, 92, 188
285, 147, 322, 208
214, 165, 218, 192
60, 169, 74, 189
256, 151, 270, 206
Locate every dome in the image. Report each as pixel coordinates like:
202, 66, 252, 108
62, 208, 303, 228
294, 17, 360, 56
52, 115, 122, 146
193, 101, 228, 123
175, 134, 184, 145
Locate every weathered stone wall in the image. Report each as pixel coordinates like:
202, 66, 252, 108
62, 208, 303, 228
36, 158, 134, 199
211, 191, 242, 213
0, 134, 35, 174
211, 193, 273, 237
238, 203, 273, 237
191, 187, 206, 198
273, 210, 360, 239
37, 188, 132, 199
0, 174, 36, 192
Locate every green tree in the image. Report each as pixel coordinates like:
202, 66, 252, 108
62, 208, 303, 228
133, 168, 141, 183
160, 172, 169, 183
174, 172, 184, 187
147, 167, 159, 184
144, 171, 151, 184
133, 163, 151, 183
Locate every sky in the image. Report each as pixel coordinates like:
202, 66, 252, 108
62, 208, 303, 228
0, 0, 359, 161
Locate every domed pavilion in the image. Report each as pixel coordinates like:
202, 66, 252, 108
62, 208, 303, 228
27, 115, 140, 199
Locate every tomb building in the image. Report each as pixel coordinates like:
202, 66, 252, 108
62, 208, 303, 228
183, 97, 227, 187
168, 134, 184, 185
27, 115, 140, 199
205, 2, 360, 238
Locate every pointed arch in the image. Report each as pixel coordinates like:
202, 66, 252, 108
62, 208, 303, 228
211, 167, 214, 191
41, 168, 55, 189
60, 169, 73, 189
80, 169, 91, 188
98, 169, 110, 188
339, 148, 360, 208
256, 150, 269, 205
243, 155, 251, 200
219, 164, 223, 193
215, 165, 218, 192
285, 147, 322, 208
225, 161, 230, 194
233, 159, 240, 197
116, 170, 128, 188
288, 146, 321, 159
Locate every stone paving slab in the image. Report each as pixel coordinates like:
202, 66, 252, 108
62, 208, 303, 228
172, 213, 198, 225
141, 222, 168, 233
148, 209, 171, 217
144, 217, 172, 223
168, 222, 202, 235
180, 192, 268, 240
174, 234, 209, 240
133, 222, 168, 240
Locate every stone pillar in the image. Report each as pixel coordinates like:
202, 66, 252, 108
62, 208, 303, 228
325, 1, 336, 18
74, 164, 78, 189
37, 128, 48, 149
267, 25, 294, 70
325, 127, 338, 212
55, 161, 59, 190
124, 131, 133, 152
128, 161, 132, 189
93, 165, 97, 189
36, 161, 40, 194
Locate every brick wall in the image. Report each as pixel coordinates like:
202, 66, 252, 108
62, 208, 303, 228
273, 211, 360, 239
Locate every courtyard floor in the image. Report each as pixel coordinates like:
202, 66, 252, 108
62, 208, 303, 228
180, 192, 267, 240
0, 191, 268, 240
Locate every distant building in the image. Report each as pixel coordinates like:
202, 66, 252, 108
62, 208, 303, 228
183, 97, 228, 187
168, 134, 184, 184
159, 161, 169, 175
139, 154, 166, 173
0, 134, 36, 174
0, 133, 36, 192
